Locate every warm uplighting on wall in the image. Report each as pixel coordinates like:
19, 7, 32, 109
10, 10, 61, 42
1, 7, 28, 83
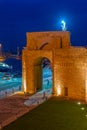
24, 79, 26, 92
56, 85, 61, 96
85, 80, 87, 102
23, 60, 27, 93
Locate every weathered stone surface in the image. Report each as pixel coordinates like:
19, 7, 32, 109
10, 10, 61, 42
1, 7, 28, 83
22, 31, 87, 101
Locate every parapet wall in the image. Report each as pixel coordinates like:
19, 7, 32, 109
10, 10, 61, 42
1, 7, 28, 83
26, 31, 70, 50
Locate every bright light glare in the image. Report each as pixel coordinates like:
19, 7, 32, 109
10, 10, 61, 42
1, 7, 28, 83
57, 85, 61, 96
3, 64, 5, 67
81, 107, 85, 110
61, 20, 67, 31
61, 20, 65, 24
77, 102, 81, 105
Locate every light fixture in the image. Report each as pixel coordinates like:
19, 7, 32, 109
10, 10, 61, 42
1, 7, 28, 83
61, 20, 67, 31
77, 102, 81, 105
57, 85, 61, 96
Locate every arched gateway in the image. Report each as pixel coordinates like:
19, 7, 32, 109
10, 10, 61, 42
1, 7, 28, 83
22, 31, 87, 101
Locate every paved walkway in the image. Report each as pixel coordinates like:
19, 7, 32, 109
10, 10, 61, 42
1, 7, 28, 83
0, 89, 52, 129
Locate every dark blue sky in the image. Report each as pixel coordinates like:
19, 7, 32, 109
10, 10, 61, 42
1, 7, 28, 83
0, 0, 87, 51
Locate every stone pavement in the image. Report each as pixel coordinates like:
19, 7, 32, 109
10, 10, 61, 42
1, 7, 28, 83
0, 89, 52, 129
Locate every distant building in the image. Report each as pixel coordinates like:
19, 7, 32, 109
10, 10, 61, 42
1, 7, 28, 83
0, 44, 6, 62
22, 31, 87, 101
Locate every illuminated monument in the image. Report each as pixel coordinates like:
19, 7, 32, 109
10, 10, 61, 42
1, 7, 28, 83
22, 31, 87, 101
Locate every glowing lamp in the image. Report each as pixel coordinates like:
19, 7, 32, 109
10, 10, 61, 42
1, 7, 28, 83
61, 20, 67, 31
77, 102, 81, 105
85, 115, 87, 117
81, 107, 85, 110
57, 85, 61, 96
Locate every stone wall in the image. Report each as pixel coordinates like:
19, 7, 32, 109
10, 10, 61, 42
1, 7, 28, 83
26, 31, 70, 50
22, 31, 87, 101
53, 48, 87, 100
22, 49, 53, 93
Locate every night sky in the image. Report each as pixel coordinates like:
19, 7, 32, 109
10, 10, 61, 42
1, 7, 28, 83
0, 0, 87, 51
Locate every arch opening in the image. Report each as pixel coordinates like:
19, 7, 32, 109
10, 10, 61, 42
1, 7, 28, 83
42, 58, 52, 91
34, 57, 52, 92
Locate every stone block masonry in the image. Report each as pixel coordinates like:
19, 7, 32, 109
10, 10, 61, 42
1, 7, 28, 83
22, 31, 87, 101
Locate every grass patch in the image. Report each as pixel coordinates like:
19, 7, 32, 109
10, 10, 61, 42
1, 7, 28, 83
2, 97, 87, 130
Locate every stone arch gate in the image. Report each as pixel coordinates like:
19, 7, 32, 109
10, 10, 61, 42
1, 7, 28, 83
23, 52, 53, 94
22, 31, 71, 96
